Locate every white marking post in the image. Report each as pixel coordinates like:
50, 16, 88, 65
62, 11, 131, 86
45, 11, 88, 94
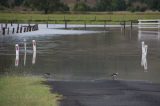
15, 44, 19, 67
32, 40, 36, 64
32, 49, 36, 64
24, 39, 26, 52
32, 40, 36, 52
24, 39, 26, 66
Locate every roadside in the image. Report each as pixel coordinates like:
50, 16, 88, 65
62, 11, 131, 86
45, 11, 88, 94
47, 79, 160, 106
0, 76, 62, 106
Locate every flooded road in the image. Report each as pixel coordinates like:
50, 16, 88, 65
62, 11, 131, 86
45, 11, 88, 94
0, 24, 160, 83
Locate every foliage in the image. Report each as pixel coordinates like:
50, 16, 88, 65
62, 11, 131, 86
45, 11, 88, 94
24, 0, 69, 14
0, 0, 160, 12
73, 2, 90, 11
95, 0, 126, 11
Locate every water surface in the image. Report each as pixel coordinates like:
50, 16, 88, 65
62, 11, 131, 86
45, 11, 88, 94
0, 24, 160, 83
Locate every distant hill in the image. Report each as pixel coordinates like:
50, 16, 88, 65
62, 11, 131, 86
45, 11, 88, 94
0, 0, 159, 13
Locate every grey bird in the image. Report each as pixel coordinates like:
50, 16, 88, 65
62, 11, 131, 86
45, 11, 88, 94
111, 72, 118, 80
44, 73, 51, 78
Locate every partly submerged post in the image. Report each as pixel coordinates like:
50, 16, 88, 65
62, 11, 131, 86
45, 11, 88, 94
26, 26, 29, 32
5, 23, 7, 29
29, 25, 31, 32
12, 28, 15, 34
24, 39, 27, 66
104, 20, 106, 31
24, 27, 26, 32
158, 20, 160, 31
24, 39, 27, 52
11, 21, 13, 26
46, 21, 48, 28
32, 40, 36, 64
16, 25, 19, 33
130, 20, 133, 29
84, 21, 86, 30
2, 27, 5, 35
65, 20, 67, 29
7, 27, 9, 34
123, 21, 126, 30
15, 44, 19, 67
20, 26, 22, 33
1, 24, 3, 30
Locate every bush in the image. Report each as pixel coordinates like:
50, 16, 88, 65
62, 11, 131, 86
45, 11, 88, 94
0, 5, 5, 10
73, 2, 90, 11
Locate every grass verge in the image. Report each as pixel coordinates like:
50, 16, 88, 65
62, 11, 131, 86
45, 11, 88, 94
0, 76, 61, 106
0, 12, 160, 24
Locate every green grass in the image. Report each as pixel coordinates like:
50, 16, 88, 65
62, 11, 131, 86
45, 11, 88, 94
0, 12, 160, 24
0, 76, 61, 106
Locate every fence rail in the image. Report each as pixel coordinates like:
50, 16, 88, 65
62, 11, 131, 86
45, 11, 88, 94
138, 19, 160, 29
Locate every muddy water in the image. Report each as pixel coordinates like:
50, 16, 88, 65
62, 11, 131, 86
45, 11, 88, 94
0, 26, 160, 83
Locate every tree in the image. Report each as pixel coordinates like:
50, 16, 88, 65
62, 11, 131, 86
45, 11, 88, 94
0, 0, 9, 7
150, 0, 160, 11
95, 0, 126, 11
95, 0, 112, 11
24, 0, 69, 14
73, 2, 90, 11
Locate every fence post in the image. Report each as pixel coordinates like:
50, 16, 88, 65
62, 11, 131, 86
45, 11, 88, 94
7, 27, 9, 34
11, 21, 13, 26
2, 27, 5, 35
5, 23, 7, 29
46, 21, 48, 28
158, 20, 160, 31
124, 21, 126, 30
138, 20, 141, 29
20, 26, 22, 33
29, 25, 31, 32
1, 24, 3, 30
104, 20, 106, 31
36, 24, 39, 30
84, 21, 86, 30
12, 28, 15, 34
65, 20, 67, 29
16, 26, 19, 33
130, 20, 133, 29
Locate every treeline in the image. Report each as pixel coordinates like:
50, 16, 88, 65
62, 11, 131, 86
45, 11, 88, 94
0, 0, 160, 13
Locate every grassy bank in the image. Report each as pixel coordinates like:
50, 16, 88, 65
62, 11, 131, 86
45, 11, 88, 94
0, 76, 61, 106
0, 12, 160, 24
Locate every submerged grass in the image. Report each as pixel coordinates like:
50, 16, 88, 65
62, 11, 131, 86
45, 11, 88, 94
0, 76, 61, 106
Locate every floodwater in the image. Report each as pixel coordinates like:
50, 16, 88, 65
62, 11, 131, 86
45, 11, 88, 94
0, 24, 160, 83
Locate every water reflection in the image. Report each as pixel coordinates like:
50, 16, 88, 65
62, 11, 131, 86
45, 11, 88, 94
141, 41, 148, 71
24, 50, 26, 66
32, 40, 36, 65
24, 39, 27, 66
32, 51, 36, 65
138, 30, 160, 40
